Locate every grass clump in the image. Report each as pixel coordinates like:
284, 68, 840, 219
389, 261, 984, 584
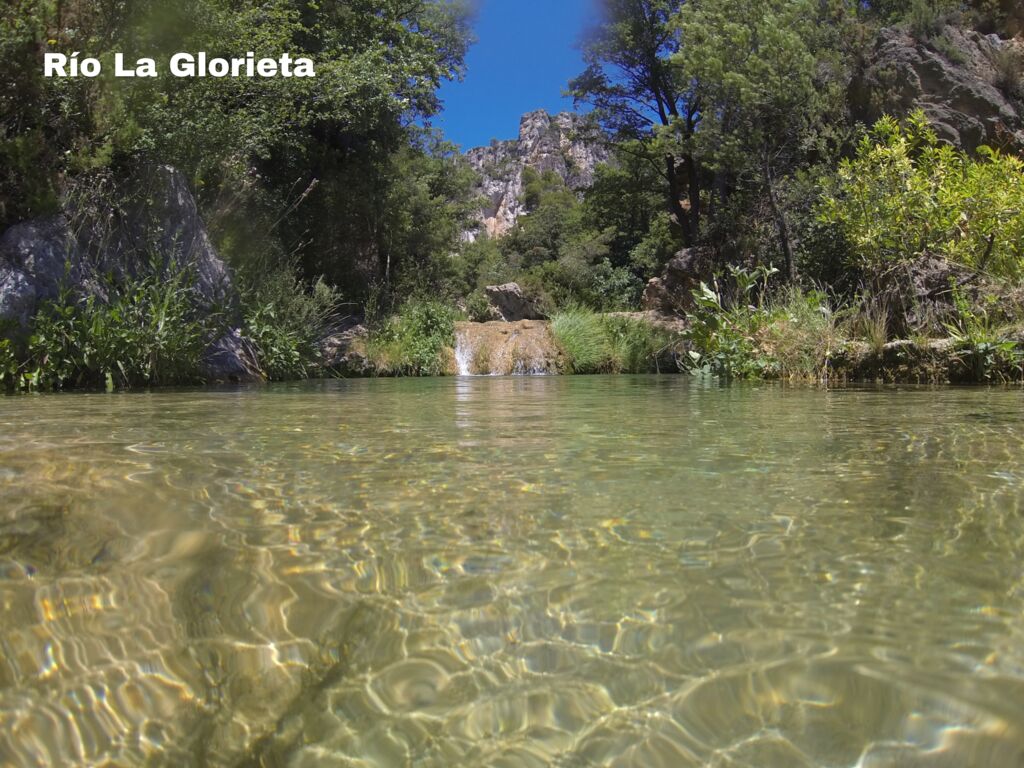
366, 299, 456, 376
240, 267, 341, 381
759, 287, 842, 378
551, 306, 671, 373
550, 307, 610, 373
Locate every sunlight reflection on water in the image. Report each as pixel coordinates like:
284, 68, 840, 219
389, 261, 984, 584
1, 377, 1023, 766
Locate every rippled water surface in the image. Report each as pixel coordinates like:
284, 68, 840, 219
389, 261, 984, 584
2, 377, 1024, 767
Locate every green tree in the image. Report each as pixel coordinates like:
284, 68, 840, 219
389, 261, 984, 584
569, 0, 703, 245
675, 0, 849, 281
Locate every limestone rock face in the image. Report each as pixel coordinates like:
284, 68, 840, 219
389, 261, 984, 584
0, 166, 258, 382
465, 110, 609, 239
318, 318, 372, 376
851, 25, 1024, 152
201, 328, 263, 383
484, 282, 546, 322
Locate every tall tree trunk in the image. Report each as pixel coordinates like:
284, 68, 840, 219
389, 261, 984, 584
685, 153, 701, 245
763, 154, 795, 282
666, 154, 692, 247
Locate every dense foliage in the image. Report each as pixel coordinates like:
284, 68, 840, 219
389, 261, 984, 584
3, 0, 1024, 384
1, 0, 476, 301
821, 112, 1024, 279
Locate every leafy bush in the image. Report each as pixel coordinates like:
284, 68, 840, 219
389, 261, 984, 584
681, 273, 771, 380
820, 112, 1024, 280
23, 268, 211, 390
464, 290, 495, 322
906, 0, 958, 39
366, 300, 455, 376
0, 337, 19, 389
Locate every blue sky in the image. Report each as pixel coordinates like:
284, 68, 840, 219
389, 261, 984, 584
434, 0, 597, 150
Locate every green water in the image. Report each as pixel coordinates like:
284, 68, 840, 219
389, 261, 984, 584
1, 377, 1023, 767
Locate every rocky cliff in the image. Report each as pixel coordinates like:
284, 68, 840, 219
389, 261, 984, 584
464, 110, 609, 239
851, 25, 1024, 152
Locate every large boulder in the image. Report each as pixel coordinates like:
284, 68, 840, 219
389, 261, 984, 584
851, 25, 1024, 152
641, 247, 718, 316
0, 166, 236, 336
485, 282, 546, 321
201, 329, 263, 383
0, 216, 79, 331
318, 318, 372, 376
0, 166, 258, 382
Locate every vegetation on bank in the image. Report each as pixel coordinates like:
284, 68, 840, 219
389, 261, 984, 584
3, 1, 1024, 387
551, 309, 672, 374
0, 263, 342, 391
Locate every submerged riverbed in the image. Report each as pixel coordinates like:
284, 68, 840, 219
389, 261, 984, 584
1, 377, 1023, 766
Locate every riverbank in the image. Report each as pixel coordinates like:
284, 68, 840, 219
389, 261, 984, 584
321, 310, 1024, 385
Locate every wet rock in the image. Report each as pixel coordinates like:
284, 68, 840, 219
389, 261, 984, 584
454, 320, 563, 375
851, 25, 1024, 152
485, 282, 546, 322
318, 319, 372, 376
640, 247, 718, 316
201, 328, 263, 383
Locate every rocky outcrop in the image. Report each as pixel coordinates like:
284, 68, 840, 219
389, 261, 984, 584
0, 166, 235, 333
484, 282, 545, 321
201, 329, 263, 383
851, 25, 1024, 152
318, 318, 372, 376
0, 165, 259, 382
641, 247, 718, 316
465, 110, 609, 239
454, 320, 563, 375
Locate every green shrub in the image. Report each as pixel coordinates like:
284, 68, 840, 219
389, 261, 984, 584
681, 279, 768, 379
0, 337, 19, 389
820, 111, 1024, 280
24, 267, 211, 390
366, 300, 455, 376
992, 47, 1023, 99
906, 0, 957, 39
465, 290, 494, 322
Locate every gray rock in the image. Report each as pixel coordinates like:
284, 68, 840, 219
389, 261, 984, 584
464, 111, 609, 239
319, 320, 372, 376
851, 25, 1024, 152
0, 165, 237, 337
485, 282, 546, 321
201, 329, 263, 383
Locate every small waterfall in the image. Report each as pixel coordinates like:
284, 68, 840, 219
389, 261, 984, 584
453, 321, 561, 376
454, 329, 473, 376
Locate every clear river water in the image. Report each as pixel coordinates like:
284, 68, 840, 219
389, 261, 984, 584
1, 376, 1023, 767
